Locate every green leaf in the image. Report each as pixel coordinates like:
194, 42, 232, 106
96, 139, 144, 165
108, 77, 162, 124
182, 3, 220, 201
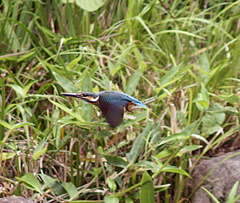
0, 121, 34, 131
135, 16, 156, 42
106, 178, 117, 192
125, 68, 142, 95
161, 165, 191, 178
12, 122, 34, 130
1, 152, 16, 161
126, 122, 152, 163
23, 81, 36, 96
32, 148, 47, 160
219, 94, 240, 106
16, 173, 42, 194
199, 52, 210, 84
17, 49, 36, 62
193, 83, 210, 110
178, 145, 202, 155
8, 84, 24, 97
73, 0, 106, 12
67, 55, 82, 70
108, 59, 121, 76
103, 155, 128, 168
123, 111, 148, 128
81, 69, 93, 122
49, 99, 85, 122
158, 133, 190, 146
62, 182, 79, 200
140, 171, 155, 203
53, 71, 78, 93
201, 187, 220, 203
39, 174, 65, 196
156, 150, 174, 159
134, 161, 160, 171
125, 197, 134, 203
202, 103, 225, 134
226, 181, 239, 203
104, 195, 119, 203
33, 139, 48, 161
160, 64, 181, 86
0, 120, 13, 130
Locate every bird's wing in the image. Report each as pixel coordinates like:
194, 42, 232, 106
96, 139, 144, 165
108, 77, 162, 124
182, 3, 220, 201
99, 97, 128, 128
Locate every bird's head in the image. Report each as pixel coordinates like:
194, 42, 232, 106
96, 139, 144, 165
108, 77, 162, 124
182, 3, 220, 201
60, 92, 99, 104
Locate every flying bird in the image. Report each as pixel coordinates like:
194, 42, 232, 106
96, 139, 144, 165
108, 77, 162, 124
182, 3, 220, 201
60, 91, 147, 128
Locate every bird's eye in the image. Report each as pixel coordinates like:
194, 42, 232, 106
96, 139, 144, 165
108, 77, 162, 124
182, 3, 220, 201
82, 94, 88, 97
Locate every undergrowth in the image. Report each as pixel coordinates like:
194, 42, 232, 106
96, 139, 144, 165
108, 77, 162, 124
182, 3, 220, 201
0, 0, 239, 202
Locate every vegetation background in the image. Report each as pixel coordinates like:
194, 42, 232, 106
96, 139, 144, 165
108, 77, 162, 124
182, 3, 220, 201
0, 0, 239, 202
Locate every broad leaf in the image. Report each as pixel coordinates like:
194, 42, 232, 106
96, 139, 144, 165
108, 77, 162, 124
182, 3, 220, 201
126, 122, 152, 163
16, 173, 42, 194
62, 182, 79, 200
103, 155, 128, 168
140, 171, 155, 203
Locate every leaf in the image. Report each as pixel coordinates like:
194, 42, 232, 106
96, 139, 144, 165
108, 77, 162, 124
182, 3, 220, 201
193, 83, 210, 110
53, 71, 78, 93
104, 195, 119, 203
17, 49, 36, 62
49, 99, 85, 122
0, 121, 34, 131
134, 160, 160, 171
125, 68, 142, 95
8, 84, 24, 97
191, 134, 209, 144
201, 187, 220, 203
179, 145, 202, 155
33, 139, 48, 161
135, 16, 156, 42
81, 69, 93, 122
126, 122, 152, 163
1, 152, 16, 161
39, 174, 65, 196
106, 178, 117, 192
12, 122, 34, 130
62, 182, 79, 200
125, 197, 134, 203
108, 59, 121, 76
0, 120, 13, 130
201, 103, 225, 134
123, 111, 148, 128
219, 94, 240, 106
161, 165, 191, 178
67, 55, 82, 70
156, 150, 174, 159
16, 173, 42, 194
74, 0, 106, 12
160, 64, 181, 86
226, 181, 239, 203
103, 155, 128, 168
158, 133, 190, 146
199, 52, 210, 84
140, 171, 155, 203
23, 81, 37, 96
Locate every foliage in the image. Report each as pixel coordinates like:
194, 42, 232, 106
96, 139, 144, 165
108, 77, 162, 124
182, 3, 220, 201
0, 0, 239, 202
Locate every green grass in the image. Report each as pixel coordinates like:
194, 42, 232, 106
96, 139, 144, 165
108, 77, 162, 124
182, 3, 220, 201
0, 0, 239, 202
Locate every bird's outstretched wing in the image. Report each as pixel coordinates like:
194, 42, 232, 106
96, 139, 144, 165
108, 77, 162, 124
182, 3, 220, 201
99, 95, 129, 128
100, 103, 124, 128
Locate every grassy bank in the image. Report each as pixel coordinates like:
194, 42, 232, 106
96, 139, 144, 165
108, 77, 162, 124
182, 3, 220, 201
0, 0, 239, 202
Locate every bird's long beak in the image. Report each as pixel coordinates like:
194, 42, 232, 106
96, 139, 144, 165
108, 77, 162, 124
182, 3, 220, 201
60, 93, 79, 98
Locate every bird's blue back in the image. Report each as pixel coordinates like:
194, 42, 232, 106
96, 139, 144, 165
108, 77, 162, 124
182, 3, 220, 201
99, 91, 147, 108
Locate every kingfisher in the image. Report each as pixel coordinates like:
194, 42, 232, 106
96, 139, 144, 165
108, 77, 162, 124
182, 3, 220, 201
60, 91, 147, 128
